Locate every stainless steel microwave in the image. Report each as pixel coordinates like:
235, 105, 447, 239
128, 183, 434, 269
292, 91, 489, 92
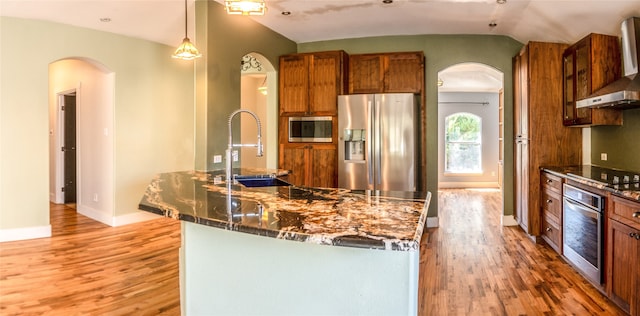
288, 116, 333, 143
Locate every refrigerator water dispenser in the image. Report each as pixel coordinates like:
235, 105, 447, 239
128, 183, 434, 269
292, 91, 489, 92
343, 129, 365, 161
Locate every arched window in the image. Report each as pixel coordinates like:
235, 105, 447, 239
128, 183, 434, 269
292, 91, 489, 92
445, 112, 482, 173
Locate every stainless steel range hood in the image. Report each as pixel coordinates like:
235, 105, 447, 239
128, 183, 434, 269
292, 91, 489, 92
577, 17, 640, 109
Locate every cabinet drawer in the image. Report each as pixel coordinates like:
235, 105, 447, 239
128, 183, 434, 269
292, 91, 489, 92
541, 215, 561, 253
541, 172, 563, 193
610, 195, 640, 228
541, 190, 562, 221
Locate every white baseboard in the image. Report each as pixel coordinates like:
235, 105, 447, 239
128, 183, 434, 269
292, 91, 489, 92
501, 215, 518, 226
78, 204, 113, 226
426, 216, 439, 228
78, 205, 161, 227
438, 182, 500, 189
113, 211, 162, 227
0, 225, 52, 242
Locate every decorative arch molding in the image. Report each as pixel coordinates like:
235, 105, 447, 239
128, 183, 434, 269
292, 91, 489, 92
239, 52, 278, 169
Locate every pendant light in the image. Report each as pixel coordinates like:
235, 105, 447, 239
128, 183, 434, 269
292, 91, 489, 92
172, 0, 201, 60
225, 0, 267, 16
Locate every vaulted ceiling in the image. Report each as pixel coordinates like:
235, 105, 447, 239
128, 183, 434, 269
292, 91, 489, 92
2, 0, 639, 91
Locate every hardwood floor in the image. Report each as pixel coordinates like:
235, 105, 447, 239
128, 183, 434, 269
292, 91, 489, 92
420, 189, 624, 315
0, 203, 181, 315
0, 191, 626, 315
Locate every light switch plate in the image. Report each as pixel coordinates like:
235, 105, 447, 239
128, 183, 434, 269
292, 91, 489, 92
213, 155, 222, 163
600, 153, 608, 161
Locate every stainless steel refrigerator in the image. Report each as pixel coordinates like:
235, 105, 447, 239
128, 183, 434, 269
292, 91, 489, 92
338, 93, 420, 191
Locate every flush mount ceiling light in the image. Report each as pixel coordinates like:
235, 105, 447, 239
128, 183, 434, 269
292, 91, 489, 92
225, 0, 267, 16
172, 0, 201, 60
496, 0, 506, 4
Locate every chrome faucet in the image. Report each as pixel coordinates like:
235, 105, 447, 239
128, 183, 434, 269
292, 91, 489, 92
226, 109, 263, 182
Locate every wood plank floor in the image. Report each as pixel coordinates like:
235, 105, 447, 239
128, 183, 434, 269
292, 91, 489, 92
0, 190, 626, 315
420, 189, 624, 315
0, 203, 181, 315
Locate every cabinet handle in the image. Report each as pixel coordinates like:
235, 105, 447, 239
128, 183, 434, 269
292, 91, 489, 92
546, 199, 553, 204
546, 179, 553, 184
630, 232, 638, 238
633, 212, 640, 218
546, 227, 552, 232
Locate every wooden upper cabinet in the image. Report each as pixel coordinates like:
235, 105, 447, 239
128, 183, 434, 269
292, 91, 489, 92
349, 52, 424, 94
279, 51, 347, 116
385, 53, 424, 93
279, 54, 309, 114
563, 33, 623, 126
349, 54, 385, 93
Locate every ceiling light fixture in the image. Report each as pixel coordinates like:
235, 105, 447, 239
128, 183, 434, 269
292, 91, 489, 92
99, 17, 111, 22
172, 0, 201, 60
489, 21, 497, 28
382, 0, 393, 4
496, 0, 506, 4
281, 11, 291, 16
225, 0, 267, 16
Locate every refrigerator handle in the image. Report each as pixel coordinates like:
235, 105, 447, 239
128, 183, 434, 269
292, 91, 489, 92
375, 99, 381, 186
367, 100, 374, 186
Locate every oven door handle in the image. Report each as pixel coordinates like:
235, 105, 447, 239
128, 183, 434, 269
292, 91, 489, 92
563, 197, 600, 219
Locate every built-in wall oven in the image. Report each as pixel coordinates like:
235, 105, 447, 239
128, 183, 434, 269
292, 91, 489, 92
562, 183, 605, 284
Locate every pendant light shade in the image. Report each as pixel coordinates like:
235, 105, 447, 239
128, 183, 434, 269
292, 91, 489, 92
172, 0, 201, 60
225, 0, 267, 16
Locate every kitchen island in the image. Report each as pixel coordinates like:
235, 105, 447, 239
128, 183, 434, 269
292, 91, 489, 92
139, 169, 431, 315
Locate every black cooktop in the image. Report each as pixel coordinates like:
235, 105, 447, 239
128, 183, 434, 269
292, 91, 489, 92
567, 165, 640, 190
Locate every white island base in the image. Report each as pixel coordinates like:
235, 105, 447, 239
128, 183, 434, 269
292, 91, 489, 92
180, 221, 420, 315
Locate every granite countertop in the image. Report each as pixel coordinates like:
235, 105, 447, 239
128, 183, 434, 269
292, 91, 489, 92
139, 169, 431, 251
542, 165, 640, 202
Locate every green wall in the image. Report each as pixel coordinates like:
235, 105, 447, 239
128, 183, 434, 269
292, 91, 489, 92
299, 35, 523, 218
196, 1, 297, 168
591, 108, 640, 171
0, 17, 194, 233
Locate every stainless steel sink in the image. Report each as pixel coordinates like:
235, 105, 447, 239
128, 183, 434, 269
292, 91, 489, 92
236, 177, 291, 187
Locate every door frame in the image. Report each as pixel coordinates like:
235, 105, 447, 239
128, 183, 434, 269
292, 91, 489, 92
53, 88, 80, 205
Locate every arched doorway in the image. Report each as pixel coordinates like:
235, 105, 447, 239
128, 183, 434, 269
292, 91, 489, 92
437, 62, 504, 189
49, 58, 115, 222
240, 53, 277, 169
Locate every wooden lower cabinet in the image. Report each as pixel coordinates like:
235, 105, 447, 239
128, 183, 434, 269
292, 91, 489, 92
279, 144, 337, 188
607, 195, 640, 315
540, 171, 563, 253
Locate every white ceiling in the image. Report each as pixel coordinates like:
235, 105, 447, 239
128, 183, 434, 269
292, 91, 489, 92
2, 0, 639, 91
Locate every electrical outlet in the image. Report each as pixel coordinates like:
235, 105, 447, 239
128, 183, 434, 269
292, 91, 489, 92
232, 150, 239, 162
601, 153, 608, 161
213, 155, 222, 163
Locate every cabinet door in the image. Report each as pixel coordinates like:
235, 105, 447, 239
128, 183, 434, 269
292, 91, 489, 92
607, 219, 639, 314
309, 52, 343, 115
384, 52, 423, 93
513, 49, 529, 232
574, 42, 593, 124
279, 145, 307, 187
279, 55, 309, 115
563, 50, 576, 124
309, 145, 337, 188
349, 54, 385, 94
